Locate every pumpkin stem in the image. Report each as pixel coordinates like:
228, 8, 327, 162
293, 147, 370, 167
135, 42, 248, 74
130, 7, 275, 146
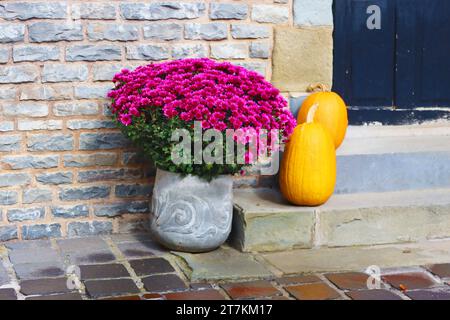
306, 104, 319, 123
307, 83, 329, 92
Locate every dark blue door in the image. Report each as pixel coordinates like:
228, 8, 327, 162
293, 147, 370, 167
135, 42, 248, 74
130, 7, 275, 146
334, 0, 450, 111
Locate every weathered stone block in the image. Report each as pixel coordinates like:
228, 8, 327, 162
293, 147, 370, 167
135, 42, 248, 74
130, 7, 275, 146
7, 207, 45, 222
22, 224, 62, 240
29, 22, 83, 42
293, 0, 333, 27
27, 134, 73, 151
0, 87, 16, 99
210, 3, 248, 20
172, 44, 207, 59
92, 64, 130, 81
143, 23, 183, 41
0, 2, 67, 20
79, 133, 130, 150
0, 190, 18, 205
185, 23, 227, 40
23, 189, 53, 204
72, 3, 116, 20
251, 5, 289, 24
126, 44, 170, 61
66, 45, 121, 61
0, 226, 18, 241
77, 168, 141, 183
13, 45, 59, 62
0, 121, 14, 132
67, 120, 115, 130
59, 186, 111, 201
2, 102, 48, 117
236, 62, 267, 76
53, 101, 98, 116
67, 221, 113, 237
250, 42, 270, 59
20, 85, 72, 101
36, 172, 73, 185
0, 173, 31, 187
0, 65, 39, 83
231, 25, 270, 39
17, 120, 62, 131
272, 27, 333, 91
74, 85, 112, 99
120, 2, 205, 20
52, 205, 89, 219
63, 153, 118, 167
210, 43, 247, 59
87, 24, 139, 41
0, 48, 9, 63
0, 24, 25, 42
1, 155, 59, 169
94, 201, 150, 217
115, 184, 153, 198
0, 135, 21, 152
42, 63, 88, 82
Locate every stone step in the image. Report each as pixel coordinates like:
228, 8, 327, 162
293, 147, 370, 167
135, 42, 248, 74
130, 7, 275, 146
230, 188, 450, 253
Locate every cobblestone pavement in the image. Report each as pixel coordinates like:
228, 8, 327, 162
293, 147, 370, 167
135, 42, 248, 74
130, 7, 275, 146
1, 233, 450, 300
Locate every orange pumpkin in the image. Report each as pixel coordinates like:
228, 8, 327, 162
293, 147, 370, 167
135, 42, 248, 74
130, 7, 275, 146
280, 105, 336, 206
297, 83, 348, 149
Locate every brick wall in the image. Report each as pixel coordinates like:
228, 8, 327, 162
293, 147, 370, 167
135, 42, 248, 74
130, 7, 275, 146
0, 0, 332, 241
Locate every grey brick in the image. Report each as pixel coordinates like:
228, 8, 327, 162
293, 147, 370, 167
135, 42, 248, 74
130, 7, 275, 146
143, 23, 183, 41
52, 205, 89, 219
23, 189, 52, 204
250, 42, 271, 59
7, 207, 45, 222
126, 44, 170, 61
231, 25, 271, 39
29, 22, 83, 42
53, 101, 98, 116
67, 221, 113, 237
293, 0, 333, 27
20, 85, 72, 101
2, 102, 48, 117
36, 172, 73, 185
0, 190, 18, 205
59, 186, 111, 201
0, 226, 18, 241
122, 152, 146, 165
22, 224, 62, 240
210, 43, 248, 59
0, 87, 16, 99
72, 3, 116, 20
0, 155, 59, 170
67, 120, 115, 130
0, 135, 21, 152
42, 63, 88, 82
13, 45, 59, 62
0, 2, 67, 20
251, 5, 289, 23
120, 2, 205, 20
17, 120, 63, 131
27, 134, 73, 151
210, 3, 248, 20
0, 173, 31, 187
13, 261, 65, 280
79, 133, 130, 150
94, 201, 150, 217
78, 169, 141, 183
0, 24, 25, 43
185, 23, 227, 40
0, 48, 9, 63
171, 43, 208, 59
66, 44, 121, 61
63, 153, 117, 168
87, 23, 139, 41
236, 61, 267, 76
92, 64, 130, 81
115, 184, 153, 198
0, 65, 39, 83
0, 121, 14, 132
74, 85, 112, 99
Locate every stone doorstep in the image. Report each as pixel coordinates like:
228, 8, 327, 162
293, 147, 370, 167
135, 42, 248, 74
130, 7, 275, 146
231, 188, 450, 253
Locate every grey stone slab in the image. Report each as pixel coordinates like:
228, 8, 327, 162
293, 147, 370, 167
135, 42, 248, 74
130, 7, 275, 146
0, 264, 10, 286
14, 262, 65, 280
57, 237, 109, 252
117, 241, 167, 258
8, 247, 61, 265
174, 247, 273, 281
110, 233, 154, 244
5, 239, 51, 251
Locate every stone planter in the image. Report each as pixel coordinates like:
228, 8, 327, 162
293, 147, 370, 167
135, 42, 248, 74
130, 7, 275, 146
150, 169, 233, 253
